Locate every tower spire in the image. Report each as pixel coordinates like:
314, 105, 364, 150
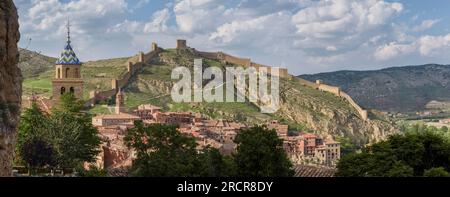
56, 18, 81, 65
66, 18, 71, 44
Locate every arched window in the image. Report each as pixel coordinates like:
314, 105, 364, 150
66, 68, 70, 78
75, 68, 79, 78
61, 87, 66, 95
57, 68, 61, 79
70, 87, 75, 94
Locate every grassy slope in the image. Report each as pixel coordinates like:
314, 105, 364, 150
122, 49, 274, 123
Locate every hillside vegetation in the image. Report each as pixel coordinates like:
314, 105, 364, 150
20, 49, 128, 98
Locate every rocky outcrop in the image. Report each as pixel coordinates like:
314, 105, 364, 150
0, 0, 21, 177
278, 79, 397, 145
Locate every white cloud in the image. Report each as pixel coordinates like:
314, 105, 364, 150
291, 0, 403, 36
374, 42, 416, 60
108, 8, 171, 34
144, 8, 171, 33
412, 19, 440, 32
291, 0, 403, 55
135, 0, 151, 9
373, 33, 450, 60
19, 0, 129, 59
210, 12, 287, 44
107, 20, 143, 34
23, 0, 128, 38
173, 0, 227, 33
418, 34, 450, 56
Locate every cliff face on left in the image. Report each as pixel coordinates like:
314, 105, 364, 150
0, 0, 21, 177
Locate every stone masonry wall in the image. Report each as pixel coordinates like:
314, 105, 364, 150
196, 50, 290, 78
86, 46, 163, 105
305, 80, 368, 121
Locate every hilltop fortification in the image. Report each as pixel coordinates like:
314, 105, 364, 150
86, 39, 369, 122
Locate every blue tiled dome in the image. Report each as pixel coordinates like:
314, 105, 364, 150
56, 43, 81, 65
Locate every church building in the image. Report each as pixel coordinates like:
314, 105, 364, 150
52, 20, 84, 103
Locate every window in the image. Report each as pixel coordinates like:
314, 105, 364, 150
75, 68, 79, 78
61, 87, 66, 95
70, 87, 75, 93
57, 68, 61, 79
66, 68, 70, 78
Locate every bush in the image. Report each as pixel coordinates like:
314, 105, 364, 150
424, 167, 450, 177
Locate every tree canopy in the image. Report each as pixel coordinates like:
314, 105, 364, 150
337, 124, 450, 177
125, 123, 294, 177
16, 93, 101, 171
233, 126, 294, 177
125, 122, 234, 177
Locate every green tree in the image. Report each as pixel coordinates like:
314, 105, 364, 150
337, 125, 450, 177
233, 126, 294, 177
198, 147, 237, 177
58, 93, 84, 113
125, 122, 203, 177
20, 137, 56, 174
16, 94, 101, 171
50, 92, 101, 168
125, 122, 236, 177
334, 153, 371, 177
48, 111, 101, 168
423, 167, 450, 177
17, 103, 48, 154
336, 136, 358, 156
385, 161, 414, 177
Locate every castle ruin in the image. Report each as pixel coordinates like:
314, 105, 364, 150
176, 39, 187, 49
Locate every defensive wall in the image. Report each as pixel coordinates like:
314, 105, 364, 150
194, 47, 289, 78
85, 43, 163, 106
311, 80, 368, 121
197, 51, 290, 78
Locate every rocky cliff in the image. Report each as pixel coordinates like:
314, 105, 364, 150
0, 0, 21, 177
277, 79, 396, 145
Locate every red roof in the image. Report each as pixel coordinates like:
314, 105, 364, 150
302, 133, 317, 138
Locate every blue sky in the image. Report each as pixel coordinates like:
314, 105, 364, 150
13, 0, 450, 74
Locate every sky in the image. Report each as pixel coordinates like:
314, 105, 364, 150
13, 0, 450, 75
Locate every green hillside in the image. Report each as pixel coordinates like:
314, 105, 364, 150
20, 49, 129, 98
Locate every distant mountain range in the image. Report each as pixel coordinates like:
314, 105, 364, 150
300, 64, 450, 113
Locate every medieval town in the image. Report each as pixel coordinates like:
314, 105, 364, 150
20, 22, 341, 175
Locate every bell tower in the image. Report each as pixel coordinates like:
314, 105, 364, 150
115, 89, 125, 114
52, 19, 84, 103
